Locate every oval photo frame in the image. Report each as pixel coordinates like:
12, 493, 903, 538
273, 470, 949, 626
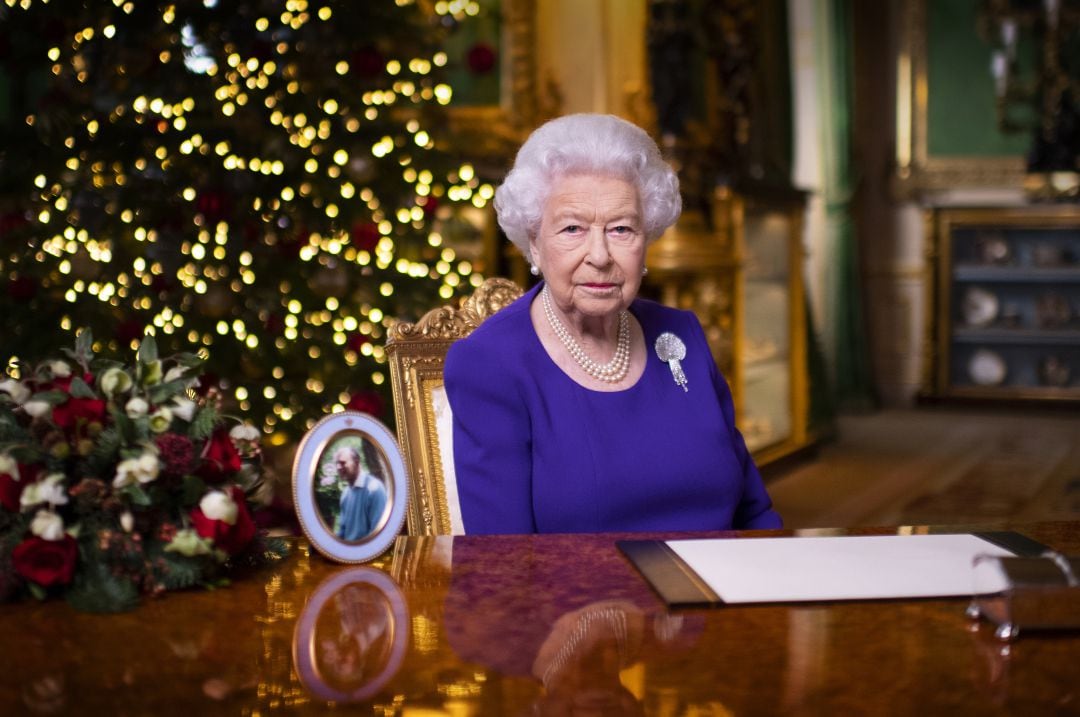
293, 412, 408, 563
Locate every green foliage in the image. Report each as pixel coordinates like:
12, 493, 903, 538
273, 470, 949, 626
118, 484, 153, 507
66, 559, 140, 614
0, 413, 27, 444
156, 551, 206, 592
147, 379, 189, 405
188, 406, 219, 441
68, 377, 96, 399
181, 474, 209, 507
74, 329, 95, 364
27, 391, 68, 406
85, 426, 123, 478
136, 336, 159, 366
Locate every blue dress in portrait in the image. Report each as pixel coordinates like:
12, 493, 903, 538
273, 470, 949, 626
444, 282, 781, 534
338, 473, 388, 541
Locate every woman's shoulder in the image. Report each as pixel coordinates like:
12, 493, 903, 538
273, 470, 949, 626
445, 284, 538, 371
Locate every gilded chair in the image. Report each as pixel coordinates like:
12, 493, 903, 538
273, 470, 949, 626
385, 277, 523, 535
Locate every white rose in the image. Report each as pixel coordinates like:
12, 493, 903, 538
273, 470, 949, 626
199, 490, 238, 526
23, 400, 52, 419
149, 406, 173, 434
125, 396, 149, 418
0, 378, 31, 405
113, 452, 160, 488
0, 454, 20, 481
228, 423, 260, 443
170, 397, 196, 422
100, 367, 133, 398
31, 510, 65, 541
164, 366, 187, 383
48, 361, 72, 378
20, 473, 69, 509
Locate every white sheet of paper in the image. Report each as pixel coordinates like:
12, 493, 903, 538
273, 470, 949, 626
666, 534, 1015, 603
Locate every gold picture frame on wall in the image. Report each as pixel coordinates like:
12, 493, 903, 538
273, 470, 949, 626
420, 0, 549, 162
895, 0, 1026, 193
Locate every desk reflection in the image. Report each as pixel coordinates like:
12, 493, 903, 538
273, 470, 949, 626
443, 536, 705, 715
531, 600, 646, 716
293, 566, 408, 703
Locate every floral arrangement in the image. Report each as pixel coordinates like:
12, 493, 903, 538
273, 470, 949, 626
0, 330, 286, 612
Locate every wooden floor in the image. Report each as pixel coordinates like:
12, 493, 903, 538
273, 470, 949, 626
765, 406, 1080, 529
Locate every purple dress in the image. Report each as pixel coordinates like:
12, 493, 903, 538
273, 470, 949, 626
444, 282, 781, 534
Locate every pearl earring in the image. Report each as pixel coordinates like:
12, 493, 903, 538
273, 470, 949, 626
641, 266, 649, 276
530, 264, 540, 276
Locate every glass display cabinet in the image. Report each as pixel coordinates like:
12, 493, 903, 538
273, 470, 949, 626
924, 206, 1080, 401
645, 186, 809, 465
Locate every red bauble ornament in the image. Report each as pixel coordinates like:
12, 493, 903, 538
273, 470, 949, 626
250, 39, 273, 62
346, 390, 384, 417
276, 237, 303, 259
196, 190, 232, 223
0, 211, 28, 238
351, 46, 384, 79
150, 274, 173, 295
466, 42, 497, 75
243, 221, 262, 246
7, 276, 36, 301
350, 221, 380, 252
418, 195, 439, 218
346, 333, 370, 353
264, 312, 285, 335
115, 318, 145, 346
193, 371, 220, 397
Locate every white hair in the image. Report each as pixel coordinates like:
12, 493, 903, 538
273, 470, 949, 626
494, 114, 681, 263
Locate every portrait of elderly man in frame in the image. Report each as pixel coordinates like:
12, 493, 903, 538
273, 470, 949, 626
316, 435, 390, 543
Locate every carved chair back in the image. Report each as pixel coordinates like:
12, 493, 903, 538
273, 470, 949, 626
385, 277, 523, 535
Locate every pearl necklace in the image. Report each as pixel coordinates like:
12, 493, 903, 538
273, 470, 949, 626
541, 285, 631, 384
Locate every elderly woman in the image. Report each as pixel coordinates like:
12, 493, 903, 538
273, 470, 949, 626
444, 113, 781, 534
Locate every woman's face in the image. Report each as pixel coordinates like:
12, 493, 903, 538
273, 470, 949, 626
530, 173, 645, 324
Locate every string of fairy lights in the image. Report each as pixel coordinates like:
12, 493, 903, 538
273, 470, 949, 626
4, 0, 495, 441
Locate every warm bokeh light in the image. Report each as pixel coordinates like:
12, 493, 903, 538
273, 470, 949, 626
1, 0, 492, 438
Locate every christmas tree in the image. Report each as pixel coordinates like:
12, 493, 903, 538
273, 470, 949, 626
0, 0, 497, 444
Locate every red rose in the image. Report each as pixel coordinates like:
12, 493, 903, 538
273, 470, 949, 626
190, 486, 256, 555
12, 535, 78, 587
0, 463, 42, 512
51, 397, 107, 432
198, 429, 242, 483
42, 371, 94, 394
155, 432, 195, 479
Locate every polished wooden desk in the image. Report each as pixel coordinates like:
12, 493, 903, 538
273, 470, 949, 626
1, 523, 1078, 715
